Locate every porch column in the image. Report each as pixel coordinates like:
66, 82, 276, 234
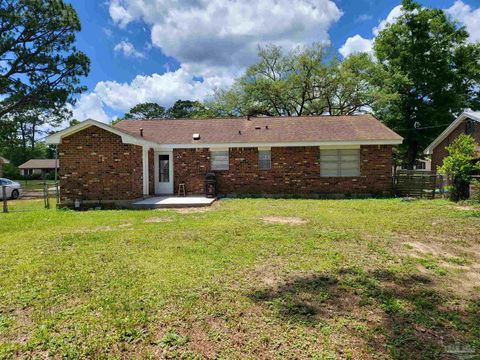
142, 146, 149, 196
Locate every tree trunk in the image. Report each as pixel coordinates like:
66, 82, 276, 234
405, 140, 419, 170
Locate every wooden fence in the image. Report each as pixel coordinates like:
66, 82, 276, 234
393, 170, 442, 199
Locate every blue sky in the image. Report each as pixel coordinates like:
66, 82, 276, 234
65, 0, 480, 122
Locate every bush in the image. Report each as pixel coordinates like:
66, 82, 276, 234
45, 171, 57, 180
471, 179, 480, 202
1, 163, 20, 179
439, 134, 480, 201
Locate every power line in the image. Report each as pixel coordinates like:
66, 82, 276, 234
393, 123, 452, 132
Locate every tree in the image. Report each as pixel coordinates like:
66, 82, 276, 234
439, 134, 480, 201
10, 106, 68, 150
69, 118, 80, 126
373, 0, 480, 168
167, 100, 209, 118
0, 0, 90, 118
123, 102, 166, 119
209, 44, 378, 117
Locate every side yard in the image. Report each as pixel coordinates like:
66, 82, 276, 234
0, 199, 479, 359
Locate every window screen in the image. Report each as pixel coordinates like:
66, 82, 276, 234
258, 150, 271, 170
211, 150, 229, 170
320, 149, 360, 177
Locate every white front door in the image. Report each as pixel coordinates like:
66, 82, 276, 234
154, 151, 174, 194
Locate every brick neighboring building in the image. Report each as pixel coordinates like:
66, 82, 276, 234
46, 115, 403, 205
425, 112, 480, 172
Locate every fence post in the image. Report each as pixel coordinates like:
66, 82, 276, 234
43, 182, 50, 209
55, 181, 60, 206
2, 185, 7, 213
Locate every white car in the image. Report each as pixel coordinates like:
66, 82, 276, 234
0, 178, 23, 199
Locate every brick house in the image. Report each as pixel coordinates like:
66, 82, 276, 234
45, 115, 403, 205
425, 111, 480, 171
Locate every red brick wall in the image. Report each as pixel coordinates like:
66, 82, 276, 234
431, 120, 480, 172
58, 126, 143, 202
173, 145, 393, 196
148, 149, 155, 195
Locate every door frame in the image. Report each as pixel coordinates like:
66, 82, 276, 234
154, 150, 174, 194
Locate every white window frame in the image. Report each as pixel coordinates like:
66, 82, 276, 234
320, 148, 360, 177
258, 148, 271, 170
210, 149, 229, 171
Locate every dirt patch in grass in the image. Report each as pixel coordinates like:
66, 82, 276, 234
74, 224, 133, 233
402, 241, 450, 258
248, 269, 472, 359
175, 207, 212, 214
144, 217, 174, 223
261, 216, 308, 225
397, 234, 480, 296
451, 205, 479, 211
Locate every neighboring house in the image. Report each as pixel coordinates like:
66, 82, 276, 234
425, 111, 480, 172
45, 115, 403, 205
0, 156, 10, 177
397, 158, 432, 172
18, 159, 59, 177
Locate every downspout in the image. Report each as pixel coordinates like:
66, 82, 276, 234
54, 145, 58, 183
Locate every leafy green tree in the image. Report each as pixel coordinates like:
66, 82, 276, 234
439, 134, 480, 201
209, 44, 378, 117
167, 100, 209, 118
69, 119, 80, 126
123, 102, 166, 119
373, 0, 480, 168
11, 106, 68, 150
0, 0, 90, 118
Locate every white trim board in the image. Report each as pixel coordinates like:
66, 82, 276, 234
424, 112, 480, 154
45, 119, 158, 147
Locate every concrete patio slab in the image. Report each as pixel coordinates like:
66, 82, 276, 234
132, 196, 216, 209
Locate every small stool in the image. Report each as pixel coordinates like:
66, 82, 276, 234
178, 183, 186, 197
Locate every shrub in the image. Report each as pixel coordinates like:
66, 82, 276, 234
471, 179, 480, 202
1, 164, 20, 179
439, 134, 480, 201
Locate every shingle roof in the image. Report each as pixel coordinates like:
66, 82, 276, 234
18, 159, 58, 169
114, 114, 402, 145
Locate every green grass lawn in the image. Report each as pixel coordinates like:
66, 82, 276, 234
16, 180, 57, 192
0, 199, 479, 359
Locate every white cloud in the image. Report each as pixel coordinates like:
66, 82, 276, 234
355, 14, 373, 23
446, 1, 480, 43
108, 0, 342, 73
339, 35, 373, 58
339, 5, 404, 58
69, 67, 235, 123
372, 5, 403, 36
114, 40, 145, 58
71, 0, 343, 124
108, 1, 134, 28
340, 1, 480, 59
69, 93, 110, 123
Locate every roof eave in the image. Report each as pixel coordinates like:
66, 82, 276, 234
154, 139, 403, 149
45, 119, 159, 147
424, 112, 480, 154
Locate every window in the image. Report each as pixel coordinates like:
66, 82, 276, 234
211, 150, 229, 170
320, 149, 360, 177
158, 154, 170, 183
258, 149, 271, 170
414, 161, 426, 170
